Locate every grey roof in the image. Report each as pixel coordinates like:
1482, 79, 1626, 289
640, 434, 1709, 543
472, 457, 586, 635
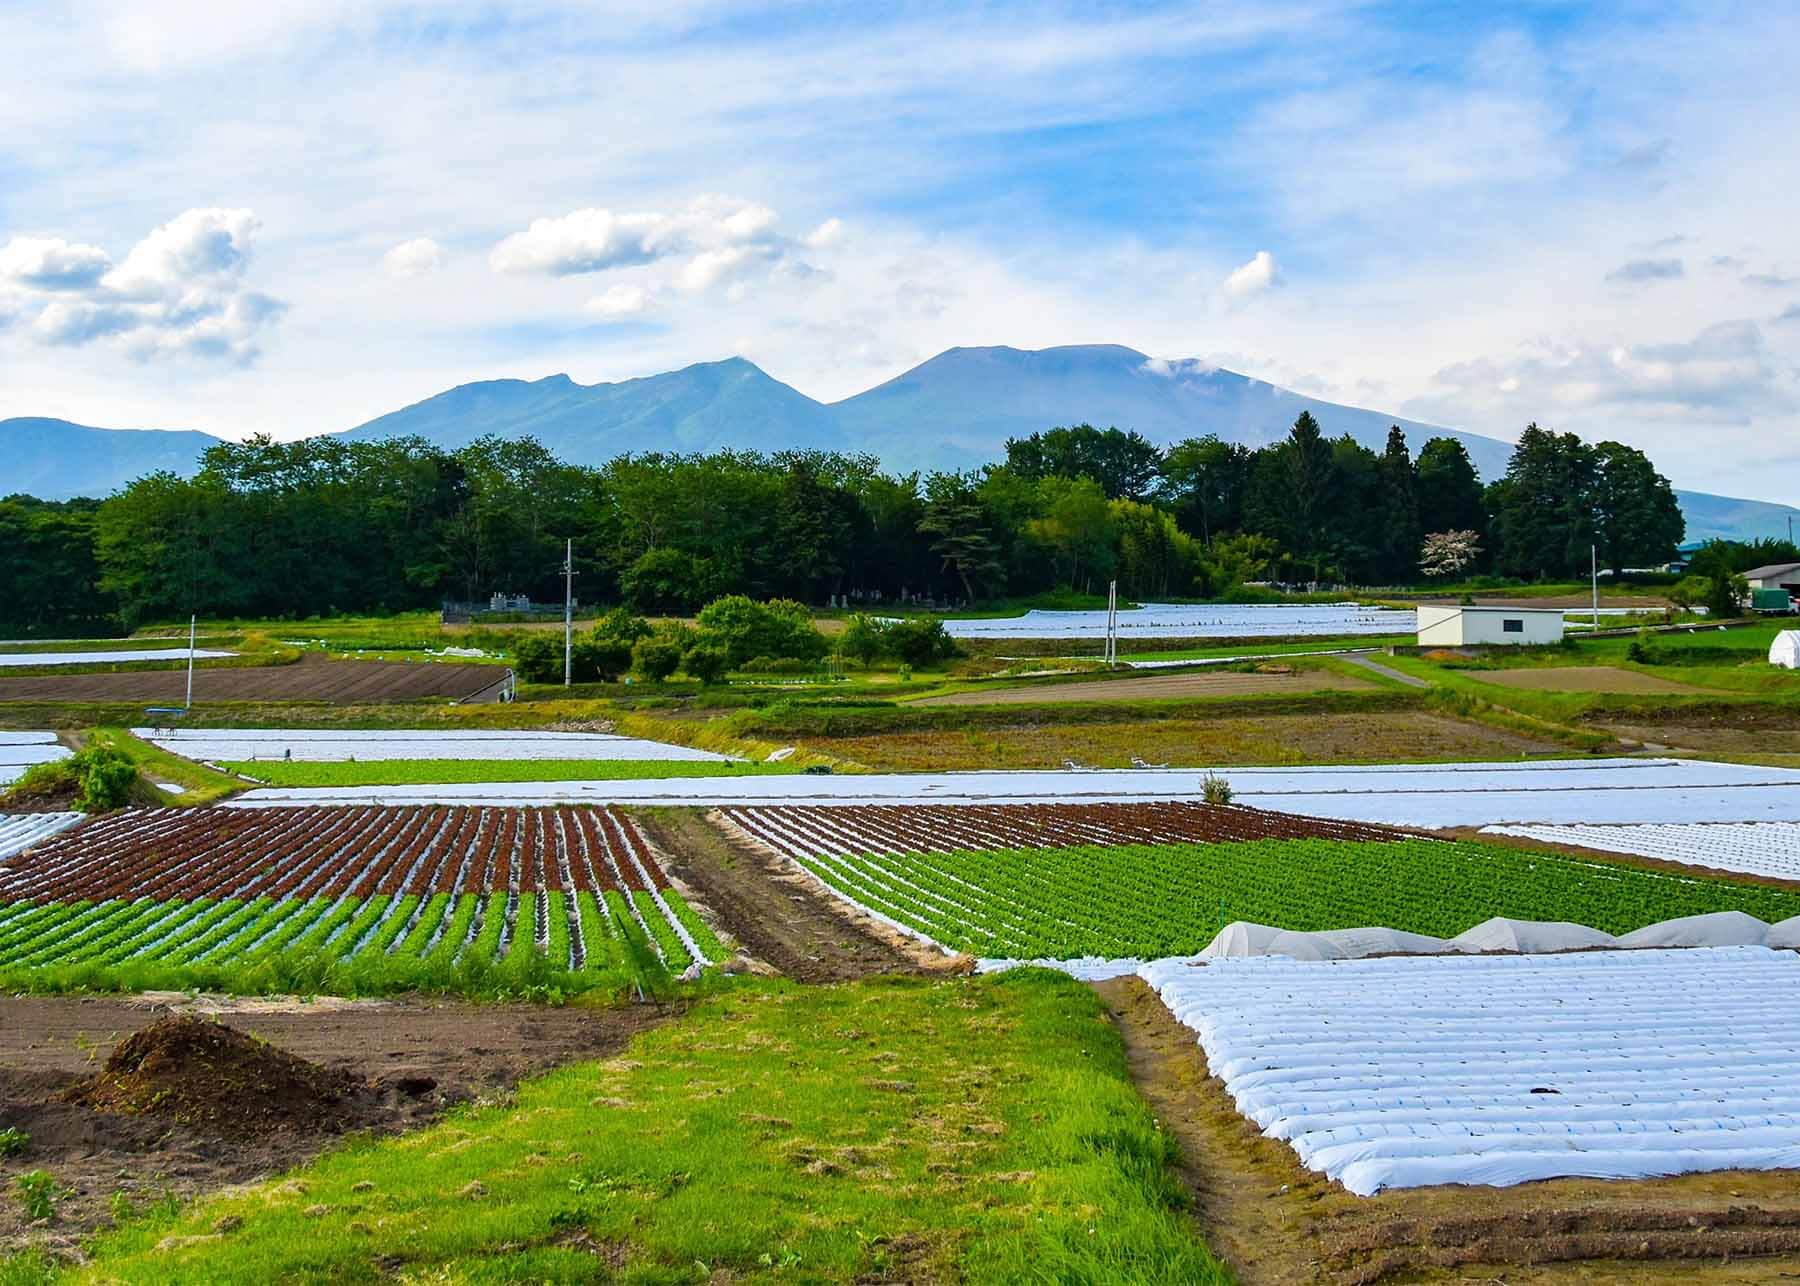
1744, 562, 1800, 581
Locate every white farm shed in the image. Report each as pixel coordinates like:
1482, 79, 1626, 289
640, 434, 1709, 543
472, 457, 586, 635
1417, 605, 1564, 647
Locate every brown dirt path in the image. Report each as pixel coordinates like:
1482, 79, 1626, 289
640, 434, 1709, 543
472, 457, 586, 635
0, 994, 670, 1251
1095, 974, 1800, 1284
633, 807, 941, 983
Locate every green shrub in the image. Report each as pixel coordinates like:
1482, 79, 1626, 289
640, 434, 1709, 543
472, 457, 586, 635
632, 636, 683, 682
16, 1170, 57, 1222
0, 1127, 27, 1158
695, 595, 827, 667
682, 644, 730, 685
74, 746, 139, 812
839, 613, 890, 668
885, 617, 959, 669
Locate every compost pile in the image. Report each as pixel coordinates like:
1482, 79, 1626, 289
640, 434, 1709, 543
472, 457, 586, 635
60, 1016, 368, 1137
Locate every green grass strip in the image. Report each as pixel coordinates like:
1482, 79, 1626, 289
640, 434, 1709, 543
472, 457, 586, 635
73, 973, 1228, 1283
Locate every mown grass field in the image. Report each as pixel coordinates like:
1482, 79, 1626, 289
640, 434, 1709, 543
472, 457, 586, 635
46, 973, 1227, 1285
221, 758, 798, 787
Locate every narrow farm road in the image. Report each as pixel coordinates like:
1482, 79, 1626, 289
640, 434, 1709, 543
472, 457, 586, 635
1338, 653, 1431, 688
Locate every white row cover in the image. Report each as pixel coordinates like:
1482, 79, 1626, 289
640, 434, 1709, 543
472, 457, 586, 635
0, 742, 72, 786
973, 912, 1800, 976
0, 648, 234, 668
0, 732, 58, 745
222, 757, 1800, 824
135, 727, 735, 763
1140, 946, 1800, 1195
1483, 822, 1800, 882
0, 812, 83, 861
936, 603, 1413, 639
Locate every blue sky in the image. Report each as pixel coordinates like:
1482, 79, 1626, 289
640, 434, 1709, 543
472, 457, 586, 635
1, 0, 1796, 501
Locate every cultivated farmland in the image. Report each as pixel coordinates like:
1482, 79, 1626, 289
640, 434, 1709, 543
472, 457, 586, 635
0, 805, 721, 993
720, 802, 1800, 960
1141, 946, 1800, 1194
1485, 821, 1800, 882
0, 655, 510, 705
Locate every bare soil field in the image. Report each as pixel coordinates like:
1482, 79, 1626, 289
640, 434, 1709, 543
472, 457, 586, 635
915, 667, 1375, 707
802, 710, 1573, 771
1096, 975, 1800, 1284
635, 808, 940, 982
0, 994, 670, 1248
0, 653, 509, 705
1463, 665, 1721, 695
1589, 706, 1800, 758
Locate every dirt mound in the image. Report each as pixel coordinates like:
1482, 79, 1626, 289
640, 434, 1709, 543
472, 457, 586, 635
60, 1016, 366, 1137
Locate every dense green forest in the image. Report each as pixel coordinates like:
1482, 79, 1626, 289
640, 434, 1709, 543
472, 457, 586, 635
0, 413, 1742, 631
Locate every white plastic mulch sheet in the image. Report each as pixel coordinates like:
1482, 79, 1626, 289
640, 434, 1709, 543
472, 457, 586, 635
1483, 822, 1800, 882
936, 603, 1413, 640
133, 727, 734, 764
0, 812, 83, 860
1140, 946, 1800, 1196
0, 648, 233, 668
0, 737, 71, 787
221, 757, 1800, 823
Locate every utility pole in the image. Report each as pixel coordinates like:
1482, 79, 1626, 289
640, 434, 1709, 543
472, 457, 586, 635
563, 538, 574, 688
185, 613, 196, 710
1591, 544, 1599, 634
1105, 580, 1118, 667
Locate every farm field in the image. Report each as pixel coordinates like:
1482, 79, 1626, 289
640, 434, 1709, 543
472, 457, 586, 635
0, 647, 235, 668
1462, 665, 1725, 695
222, 758, 794, 787
0, 811, 82, 858
137, 726, 735, 763
789, 709, 1569, 770
720, 802, 1800, 960
218, 756, 1800, 825
1141, 947, 1800, 1194
1485, 821, 1800, 881
0, 732, 69, 785
0, 806, 720, 994
938, 602, 1414, 639
0, 655, 510, 705
914, 665, 1376, 706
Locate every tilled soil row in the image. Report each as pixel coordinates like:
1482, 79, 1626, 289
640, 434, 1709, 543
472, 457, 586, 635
722, 800, 1419, 862
0, 806, 667, 903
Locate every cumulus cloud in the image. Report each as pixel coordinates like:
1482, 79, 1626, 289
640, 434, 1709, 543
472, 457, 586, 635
1222, 250, 1278, 297
0, 236, 113, 290
383, 237, 444, 278
0, 208, 282, 364
491, 196, 826, 303
585, 283, 654, 318
1606, 257, 1684, 284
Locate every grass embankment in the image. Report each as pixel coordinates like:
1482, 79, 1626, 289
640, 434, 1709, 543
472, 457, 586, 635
89, 728, 243, 804
54, 973, 1226, 1284
801, 839, 1800, 960
1116, 634, 1414, 663
221, 758, 800, 787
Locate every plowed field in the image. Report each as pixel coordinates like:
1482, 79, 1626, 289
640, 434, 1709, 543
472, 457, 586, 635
0, 653, 509, 704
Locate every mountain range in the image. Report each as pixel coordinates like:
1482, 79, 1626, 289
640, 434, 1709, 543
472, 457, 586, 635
4, 344, 1796, 543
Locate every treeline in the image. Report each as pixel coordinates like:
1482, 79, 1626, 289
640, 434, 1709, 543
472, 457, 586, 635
1, 415, 1701, 630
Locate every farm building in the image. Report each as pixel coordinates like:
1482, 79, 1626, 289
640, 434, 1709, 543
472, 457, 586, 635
1745, 562, 1800, 593
1416, 604, 1564, 647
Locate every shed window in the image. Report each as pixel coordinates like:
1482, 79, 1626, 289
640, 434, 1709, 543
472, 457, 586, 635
1502, 618, 1524, 634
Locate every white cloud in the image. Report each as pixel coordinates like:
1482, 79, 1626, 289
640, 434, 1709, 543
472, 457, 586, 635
1222, 250, 1278, 297
383, 237, 444, 278
490, 209, 680, 277
0, 236, 113, 290
805, 217, 846, 249
585, 283, 654, 317
0, 208, 282, 364
1140, 356, 1219, 379
103, 208, 259, 298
